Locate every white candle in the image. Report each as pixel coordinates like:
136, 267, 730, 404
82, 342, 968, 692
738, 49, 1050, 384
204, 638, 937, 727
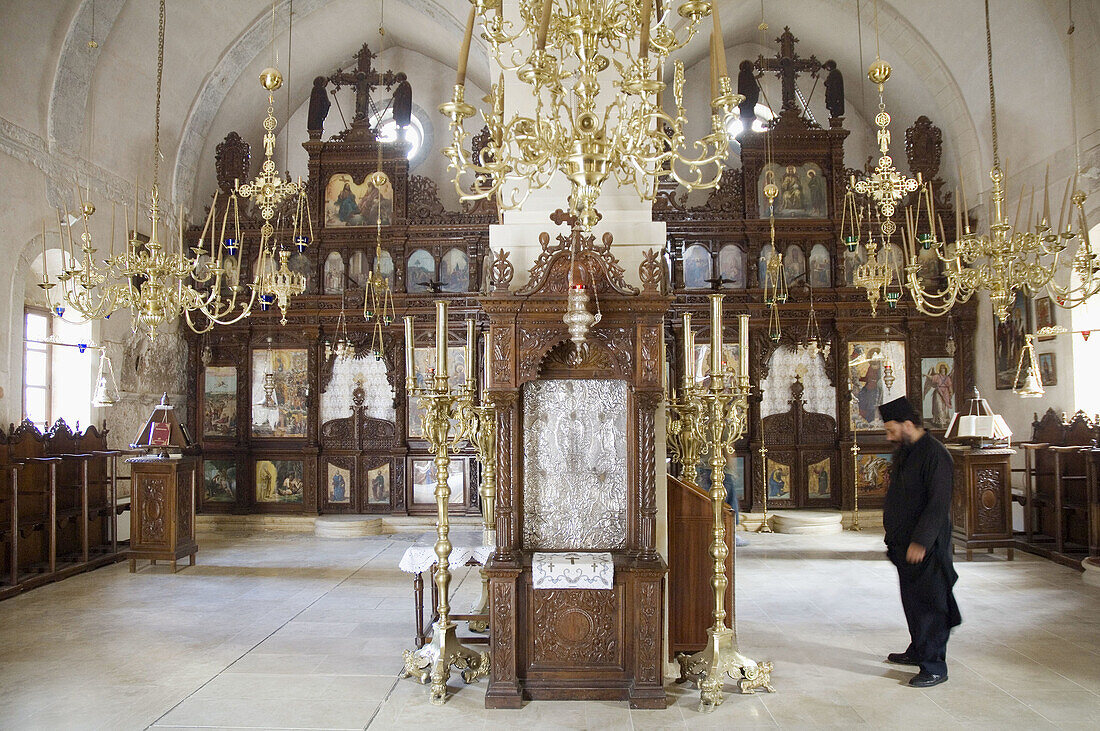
404, 315, 415, 390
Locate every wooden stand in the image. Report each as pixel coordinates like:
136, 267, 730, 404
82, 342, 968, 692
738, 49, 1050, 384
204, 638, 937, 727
948, 446, 1014, 561
128, 456, 197, 573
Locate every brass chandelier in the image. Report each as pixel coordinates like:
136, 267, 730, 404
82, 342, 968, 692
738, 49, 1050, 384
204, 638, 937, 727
844, 0, 916, 316
439, 0, 744, 231
39, 0, 309, 338
901, 0, 1096, 323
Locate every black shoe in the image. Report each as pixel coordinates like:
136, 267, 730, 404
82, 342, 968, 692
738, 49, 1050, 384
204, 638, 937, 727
886, 652, 919, 665
908, 671, 948, 688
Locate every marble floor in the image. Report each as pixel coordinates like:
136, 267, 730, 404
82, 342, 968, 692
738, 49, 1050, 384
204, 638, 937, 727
1, 527, 1099, 730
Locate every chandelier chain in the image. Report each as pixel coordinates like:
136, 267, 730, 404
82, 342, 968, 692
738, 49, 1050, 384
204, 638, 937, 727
984, 0, 999, 171
153, 0, 165, 193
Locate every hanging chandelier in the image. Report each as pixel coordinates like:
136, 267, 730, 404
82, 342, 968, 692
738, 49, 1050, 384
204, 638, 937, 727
325, 291, 356, 361
439, 0, 744, 231
761, 183, 786, 343
361, 130, 396, 360
901, 0, 1094, 323
39, 0, 308, 338
844, 0, 917, 316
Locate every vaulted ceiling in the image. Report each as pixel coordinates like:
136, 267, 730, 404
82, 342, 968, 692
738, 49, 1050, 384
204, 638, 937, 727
5, 0, 1098, 219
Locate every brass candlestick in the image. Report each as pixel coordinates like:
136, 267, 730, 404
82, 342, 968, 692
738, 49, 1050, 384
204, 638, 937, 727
848, 387, 863, 531
756, 417, 774, 534
464, 349, 496, 633
675, 297, 774, 710
400, 304, 489, 705
850, 441, 863, 531
667, 313, 704, 485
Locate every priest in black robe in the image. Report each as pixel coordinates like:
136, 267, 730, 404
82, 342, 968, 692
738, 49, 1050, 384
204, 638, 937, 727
879, 396, 961, 688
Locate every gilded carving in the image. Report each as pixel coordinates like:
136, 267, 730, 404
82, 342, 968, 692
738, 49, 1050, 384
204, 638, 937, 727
531, 589, 620, 666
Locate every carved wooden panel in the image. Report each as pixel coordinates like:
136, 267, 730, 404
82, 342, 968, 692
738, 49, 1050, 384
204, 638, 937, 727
177, 473, 193, 542
635, 579, 661, 683
530, 588, 621, 668
140, 479, 168, 545
490, 579, 517, 682
976, 466, 1004, 534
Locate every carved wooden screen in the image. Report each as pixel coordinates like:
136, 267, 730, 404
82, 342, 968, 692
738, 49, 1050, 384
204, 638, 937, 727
521, 379, 629, 550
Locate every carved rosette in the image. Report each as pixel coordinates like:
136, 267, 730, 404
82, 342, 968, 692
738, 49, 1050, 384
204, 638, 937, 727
531, 589, 620, 666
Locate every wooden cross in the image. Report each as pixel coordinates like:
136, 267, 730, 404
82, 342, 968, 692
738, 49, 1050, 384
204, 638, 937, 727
755, 27, 821, 111
328, 43, 398, 122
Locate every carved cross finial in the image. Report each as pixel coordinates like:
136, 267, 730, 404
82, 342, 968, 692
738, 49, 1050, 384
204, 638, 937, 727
755, 26, 821, 111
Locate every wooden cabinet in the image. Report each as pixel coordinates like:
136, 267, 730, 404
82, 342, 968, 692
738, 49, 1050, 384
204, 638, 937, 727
949, 446, 1014, 560
128, 456, 197, 573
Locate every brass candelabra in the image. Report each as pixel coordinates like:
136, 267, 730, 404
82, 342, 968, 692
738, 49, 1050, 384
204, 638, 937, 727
674, 295, 774, 710
400, 304, 489, 704
756, 416, 773, 534
464, 351, 497, 632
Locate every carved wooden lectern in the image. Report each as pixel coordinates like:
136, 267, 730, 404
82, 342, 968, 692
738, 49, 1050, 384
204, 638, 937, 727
481, 221, 669, 708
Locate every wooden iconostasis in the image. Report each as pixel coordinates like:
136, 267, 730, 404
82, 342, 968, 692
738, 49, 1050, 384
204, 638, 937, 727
185, 70, 974, 518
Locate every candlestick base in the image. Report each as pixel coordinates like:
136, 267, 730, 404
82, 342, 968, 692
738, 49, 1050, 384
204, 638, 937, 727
401, 620, 489, 705
676, 626, 775, 711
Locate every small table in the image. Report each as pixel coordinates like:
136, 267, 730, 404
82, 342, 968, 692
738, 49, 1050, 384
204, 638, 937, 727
399, 546, 493, 648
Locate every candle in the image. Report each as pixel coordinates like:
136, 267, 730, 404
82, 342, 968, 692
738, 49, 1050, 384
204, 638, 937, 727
739, 314, 749, 379
404, 315, 416, 391
536, 0, 553, 51
639, 0, 651, 59
465, 318, 475, 391
710, 294, 723, 378
41, 220, 49, 282
436, 300, 449, 388
682, 312, 692, 391
456, 4, 477, 86
482, 334, 490, 394
709, 31, 718, 101
712, 2, 728, 80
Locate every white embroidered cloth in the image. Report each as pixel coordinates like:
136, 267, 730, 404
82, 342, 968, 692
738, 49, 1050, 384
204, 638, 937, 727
532, 552, 614, 590
399, 546, 494, 574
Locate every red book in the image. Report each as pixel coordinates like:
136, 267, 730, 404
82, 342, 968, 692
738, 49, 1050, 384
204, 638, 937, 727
149, 422, 172, 446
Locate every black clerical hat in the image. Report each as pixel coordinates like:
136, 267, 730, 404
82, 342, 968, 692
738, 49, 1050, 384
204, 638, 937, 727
879, 396, 920, 424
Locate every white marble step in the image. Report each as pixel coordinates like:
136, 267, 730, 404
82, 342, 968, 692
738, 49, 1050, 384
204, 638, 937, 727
770, 510, 844, 535
314, 515, 384, 538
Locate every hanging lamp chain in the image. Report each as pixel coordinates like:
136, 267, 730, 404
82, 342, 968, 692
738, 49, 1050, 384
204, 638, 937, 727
984, 0, 999, 172
152, 0, 165, 195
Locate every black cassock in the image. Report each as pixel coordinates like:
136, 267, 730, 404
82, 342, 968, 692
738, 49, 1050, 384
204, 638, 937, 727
883, 432, 962, 676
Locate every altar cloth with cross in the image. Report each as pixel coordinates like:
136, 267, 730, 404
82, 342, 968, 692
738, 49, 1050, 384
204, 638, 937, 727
532, 552, 614, 590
